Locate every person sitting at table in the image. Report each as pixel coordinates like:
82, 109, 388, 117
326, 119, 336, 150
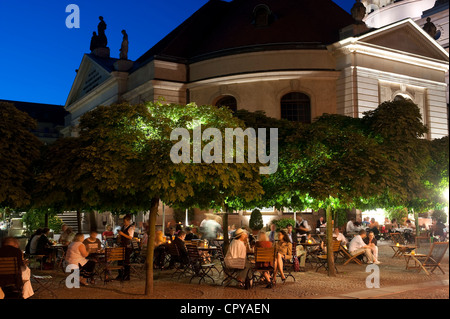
224, 228, 253, 288
362, 217, 370, 227
363, 231, 381, 264
348, 229, 379, 264
391, 218, 399, 230
185, 227, 199, 241
274, 230, 293, 283
368, 218, 380, 238
0, 237, 34, 299
102, 225, 114, 241
83, 230, 102, 254
346, 218, 357, 234
316, 216, 326, 229
59, 225, 75, 246
266, 223, 277, 243
331, 227, 347, 245
169, 230, 189, 268
25, 228, 43, 255
286, 224, 298, 244
153, 230, 167, 269
36, 228, 53, 265
254, 232, 274, 288
65, 233, 96, 285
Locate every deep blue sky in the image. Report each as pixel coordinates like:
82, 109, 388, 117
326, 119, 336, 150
0, 0, 356, 106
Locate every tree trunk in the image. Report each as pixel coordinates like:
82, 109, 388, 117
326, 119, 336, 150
413, 209, 420, 237
326, 205, 336, 277
144, 197, 160, 296
44, 213, 49, 228
89, 210, 97, 232
223, 210, 230, 255
76, 209, 82, 233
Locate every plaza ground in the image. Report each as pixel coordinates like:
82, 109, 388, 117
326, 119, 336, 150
29, 240, 448, 300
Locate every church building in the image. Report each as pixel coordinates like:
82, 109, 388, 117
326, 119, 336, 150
61, 0, 449, 230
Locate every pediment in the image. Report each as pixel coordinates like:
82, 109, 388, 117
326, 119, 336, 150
65, 55, 113, 107
357, 19, 448, 62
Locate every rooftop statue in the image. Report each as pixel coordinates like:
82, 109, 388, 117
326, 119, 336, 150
120, 30, 129, 60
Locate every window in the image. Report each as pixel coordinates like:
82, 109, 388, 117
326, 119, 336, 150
280, 92, 311, 123
215, 96, 237, 112
252, 4, 273, 27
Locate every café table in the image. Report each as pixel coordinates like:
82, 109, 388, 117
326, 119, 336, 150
47, 244, 67, 269
300, 242, 321, 268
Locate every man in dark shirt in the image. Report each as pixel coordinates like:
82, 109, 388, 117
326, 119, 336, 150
184, 227, 199, 241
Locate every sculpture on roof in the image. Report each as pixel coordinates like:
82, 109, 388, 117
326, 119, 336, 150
351, 0, 367, 24
90, 31, 99, 52
423, 17, 437, 38
97, 16, 108, 48
119, 30, 129, 60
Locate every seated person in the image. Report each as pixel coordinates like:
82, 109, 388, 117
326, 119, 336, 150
346, 218, 357, 234
27, 228, 43, 255
348, 230, 379, 264
153, 230, 167, 269
184, 227, 199, 241
83, 230, 102, 254
65, 233, 96, 285
102, 225, 114, 241
254, 232, 273, 287
363, 231, 381, 264
266, 223, 277, 243
316, 216, 326, 229
286, 224, 298, 244
35, 228, 53, 264
0, 237, 34, 299
274, 230, 293, 283
224, 228, 253, 288
330, 227, 347, 247
59, 224, 75, 245
368, 218, 380, 237
169, 231, 189, 268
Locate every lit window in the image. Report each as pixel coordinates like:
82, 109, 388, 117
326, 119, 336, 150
281, 92, 311, 123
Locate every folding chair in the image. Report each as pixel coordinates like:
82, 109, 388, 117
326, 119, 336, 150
390, 232, 416, 258
102, 247, 125, 284
339, 244, 365, 265
316, 240, 341, 272
218, 247, 242, 287
415, 236, 432, 256
405, 242, 449, 275
249, 246, 276, 287
0, 257, 23, 299
186, 244, 216, 284
282, 243, 297, 282
167, 242, 190, 279
31, 274, 57, 298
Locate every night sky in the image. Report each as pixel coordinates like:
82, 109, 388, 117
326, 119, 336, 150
0, 0, 357, 106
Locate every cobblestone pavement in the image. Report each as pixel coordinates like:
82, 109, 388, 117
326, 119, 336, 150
29, 241, 449, 299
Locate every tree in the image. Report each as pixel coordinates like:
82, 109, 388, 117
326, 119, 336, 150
0, 101, 42, 209
57, 101, 263, 296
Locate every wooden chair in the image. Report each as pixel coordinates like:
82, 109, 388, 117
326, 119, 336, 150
186, 244, 215, 284
316, 240, 341, 272
405, 242, 449, 275
102, 247, 125, 284
0, 257, 23, 299
390, 232, 416, 258
339, 244, 366, 265
415, 236, 432, 256
249, 246, 276, 287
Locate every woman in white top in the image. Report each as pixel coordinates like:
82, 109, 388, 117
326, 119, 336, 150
65, 233, 96, 285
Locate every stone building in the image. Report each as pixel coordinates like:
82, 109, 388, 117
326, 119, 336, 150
61, 0, 449, 231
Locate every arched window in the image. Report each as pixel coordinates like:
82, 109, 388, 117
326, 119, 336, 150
252, 4, 273, 27
280, 92, 311, 123
215, 96, 237, 112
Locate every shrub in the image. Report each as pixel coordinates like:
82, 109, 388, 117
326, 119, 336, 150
249, 209, 264, 231
271, 218, 295, 232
